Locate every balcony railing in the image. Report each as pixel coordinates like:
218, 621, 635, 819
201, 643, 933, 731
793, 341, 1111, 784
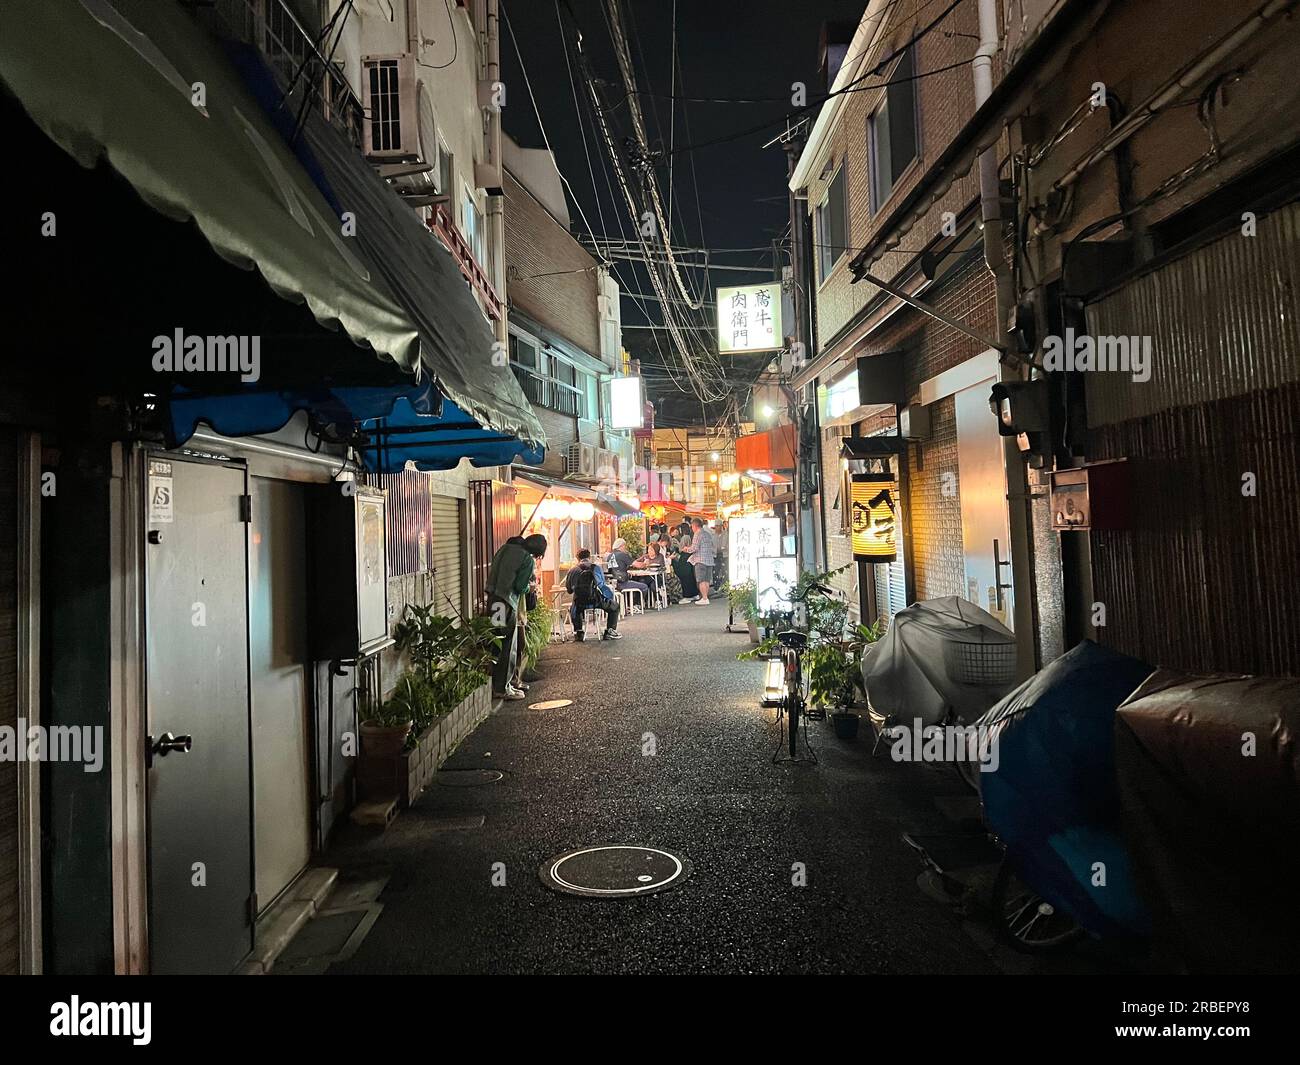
428, 201, 504, 323
208, 0, 364, 148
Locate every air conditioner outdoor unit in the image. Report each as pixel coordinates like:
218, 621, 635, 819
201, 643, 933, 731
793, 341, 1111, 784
566, 442, 597, 480
590, 448, 613, 481
361, 53, 419, 162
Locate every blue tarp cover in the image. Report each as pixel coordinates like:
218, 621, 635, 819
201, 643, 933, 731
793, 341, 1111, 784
976, 640, 1155, 939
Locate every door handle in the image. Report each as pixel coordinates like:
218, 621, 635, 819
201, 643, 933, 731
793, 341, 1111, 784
148, 731, 193, 765
993, 538, 1013, 612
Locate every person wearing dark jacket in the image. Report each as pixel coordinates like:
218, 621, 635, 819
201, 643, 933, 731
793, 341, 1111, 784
609, 537, 650, 607
565, 549, 622, 641
485, 534, 546, 698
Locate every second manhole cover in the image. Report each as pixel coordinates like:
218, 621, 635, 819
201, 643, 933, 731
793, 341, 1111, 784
539, 845, 691, 898
529, 699, 573, 710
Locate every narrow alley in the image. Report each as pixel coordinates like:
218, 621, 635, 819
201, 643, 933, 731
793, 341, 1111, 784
312, 601, 1068, 976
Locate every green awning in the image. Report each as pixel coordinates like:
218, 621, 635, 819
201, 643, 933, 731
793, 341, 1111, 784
0, 0, 544, 448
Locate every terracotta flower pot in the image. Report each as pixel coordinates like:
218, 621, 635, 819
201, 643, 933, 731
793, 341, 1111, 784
360, 720, 413, 759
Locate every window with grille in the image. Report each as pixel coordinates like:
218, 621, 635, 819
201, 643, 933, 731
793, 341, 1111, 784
366, 59, 403, 153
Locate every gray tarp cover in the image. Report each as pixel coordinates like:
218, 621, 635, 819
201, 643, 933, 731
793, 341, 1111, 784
0, 0, 544, 448
863, 596, 1018, 727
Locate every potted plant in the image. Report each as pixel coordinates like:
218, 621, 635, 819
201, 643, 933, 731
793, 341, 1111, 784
727, 579, 760, 642
361, 680, 418, 758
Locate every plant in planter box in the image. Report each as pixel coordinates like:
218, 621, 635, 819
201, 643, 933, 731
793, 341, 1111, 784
392, 605, 497, 742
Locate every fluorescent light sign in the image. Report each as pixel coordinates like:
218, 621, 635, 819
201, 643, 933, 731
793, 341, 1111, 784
728, 516, 780, 586
756, 555, 798, 614
717, 283, 782, 354
609, 376, 644, 429
850, 473, 898, 563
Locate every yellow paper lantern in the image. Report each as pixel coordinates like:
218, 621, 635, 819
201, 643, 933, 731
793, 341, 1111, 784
850, 473, 898, 563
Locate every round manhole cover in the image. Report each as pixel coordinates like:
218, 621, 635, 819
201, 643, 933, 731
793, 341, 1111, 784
435, 769, 504, 787
539, 846, 691, 898
529, 699, 573, 710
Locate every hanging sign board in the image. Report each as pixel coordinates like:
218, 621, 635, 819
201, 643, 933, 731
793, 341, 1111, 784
717, 283, 782, 353
728, 516, 780, 585
850, 473, 898, 563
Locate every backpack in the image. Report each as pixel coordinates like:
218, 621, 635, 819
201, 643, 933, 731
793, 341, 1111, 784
570, 564, 598, 605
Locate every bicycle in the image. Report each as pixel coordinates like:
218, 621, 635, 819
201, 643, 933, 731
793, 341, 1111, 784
765, 581, 832, 763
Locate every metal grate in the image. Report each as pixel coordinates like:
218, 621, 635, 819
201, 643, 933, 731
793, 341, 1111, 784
366, 59, 403, 154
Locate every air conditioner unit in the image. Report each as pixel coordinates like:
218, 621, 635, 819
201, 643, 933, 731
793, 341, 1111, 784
565, 442, 598, 481
361, 54, 419, 162
592, 448, 618, 484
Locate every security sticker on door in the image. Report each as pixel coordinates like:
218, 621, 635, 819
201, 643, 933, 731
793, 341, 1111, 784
149, 460, 174, 524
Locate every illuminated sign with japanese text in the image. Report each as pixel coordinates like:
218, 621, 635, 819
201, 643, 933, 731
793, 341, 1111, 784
717, 283, 782, 354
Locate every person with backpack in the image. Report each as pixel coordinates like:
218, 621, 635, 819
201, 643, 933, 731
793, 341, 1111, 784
565, 548, 622, 641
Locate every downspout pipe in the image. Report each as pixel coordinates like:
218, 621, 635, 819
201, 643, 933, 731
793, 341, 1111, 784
975, 0, 1036, 677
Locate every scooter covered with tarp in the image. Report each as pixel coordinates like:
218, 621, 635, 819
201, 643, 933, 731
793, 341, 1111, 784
976, 640, 1154, 941
863, 596, 1017, 731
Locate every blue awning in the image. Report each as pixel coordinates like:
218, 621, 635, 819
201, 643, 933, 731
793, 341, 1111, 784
356, 387, 545, 473
167, 377, 543, 473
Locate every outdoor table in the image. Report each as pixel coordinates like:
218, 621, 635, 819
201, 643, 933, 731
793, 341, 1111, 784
627, 568, 667, 608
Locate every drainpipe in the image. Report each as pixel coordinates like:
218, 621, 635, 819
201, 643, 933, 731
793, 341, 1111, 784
975, 0, 1036, 676
481, 0, 507, 350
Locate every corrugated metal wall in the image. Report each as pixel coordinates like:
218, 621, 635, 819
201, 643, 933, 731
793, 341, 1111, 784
430, 495, 464, 619
1085, 201, 1300, 427
379, 470, 432, 579
1084, 201, 1300, 676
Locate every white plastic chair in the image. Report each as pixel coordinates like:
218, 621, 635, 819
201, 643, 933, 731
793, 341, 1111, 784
620, 586, 645, 616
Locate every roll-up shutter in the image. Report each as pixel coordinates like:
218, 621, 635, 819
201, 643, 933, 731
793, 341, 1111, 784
430, 495, 464, 619
1, 431, 19, 973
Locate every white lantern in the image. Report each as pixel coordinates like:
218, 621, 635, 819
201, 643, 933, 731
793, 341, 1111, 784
570, 501, 595, 522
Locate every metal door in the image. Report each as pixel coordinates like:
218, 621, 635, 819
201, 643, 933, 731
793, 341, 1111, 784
249, 477, 311, 910
145, 456, 252, 974
954, 383, 1014, 629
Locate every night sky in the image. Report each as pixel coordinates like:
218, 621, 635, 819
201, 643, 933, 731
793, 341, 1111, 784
499, 0, 867, 426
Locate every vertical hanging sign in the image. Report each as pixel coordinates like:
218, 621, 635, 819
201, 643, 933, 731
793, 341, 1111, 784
850, 473, 898, 563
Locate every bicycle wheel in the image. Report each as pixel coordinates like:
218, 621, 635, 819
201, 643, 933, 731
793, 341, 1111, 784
991, 856, 1085, 953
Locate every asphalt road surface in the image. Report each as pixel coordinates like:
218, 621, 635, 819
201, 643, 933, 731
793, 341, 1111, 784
324, 598, 1007, 975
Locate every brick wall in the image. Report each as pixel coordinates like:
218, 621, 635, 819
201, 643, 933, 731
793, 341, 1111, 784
503, 170, 599, 357
905, 394, 964, 601
806, 0, 999, 351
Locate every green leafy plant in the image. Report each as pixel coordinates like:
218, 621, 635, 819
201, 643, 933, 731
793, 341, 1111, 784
726, 579, 759, 623
736, 568, 880, 707
617, 516, 644, 556
523, 595, 554, 670
391, 604, 499, 741
806, 643, 855, 708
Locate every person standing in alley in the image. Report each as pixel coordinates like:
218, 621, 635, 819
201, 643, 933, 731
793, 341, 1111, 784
485, 533, 547, 699
687, 517, 716, 605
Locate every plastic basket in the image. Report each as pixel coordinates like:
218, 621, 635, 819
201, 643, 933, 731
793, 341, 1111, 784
942, 639, 1017, 687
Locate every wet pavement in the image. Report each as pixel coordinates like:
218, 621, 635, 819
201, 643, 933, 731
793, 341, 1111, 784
318, 599, 1042, 974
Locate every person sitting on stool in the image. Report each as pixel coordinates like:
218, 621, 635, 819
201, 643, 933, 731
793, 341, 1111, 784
565, 548, 622, 641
